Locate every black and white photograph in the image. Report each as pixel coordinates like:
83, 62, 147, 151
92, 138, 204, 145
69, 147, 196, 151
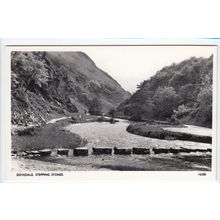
9, 45, 216, 174
1, 1, 220, 220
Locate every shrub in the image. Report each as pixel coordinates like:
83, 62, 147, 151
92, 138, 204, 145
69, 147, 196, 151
108, 108, 116, 117
88, 98, 102, 115
17, 127, 36, 136
97, 116, 105, 122
173, 104, 191, 118
169, 114, 180, 125
110, 118, 116, 124
152, 86, 180, 119
124, 103, 147, 121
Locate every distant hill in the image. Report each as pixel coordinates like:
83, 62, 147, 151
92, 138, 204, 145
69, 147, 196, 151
11, 51, 130, 125
117, 56, 213, 127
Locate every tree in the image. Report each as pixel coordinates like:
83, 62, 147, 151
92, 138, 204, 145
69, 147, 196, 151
173, 104, 191, 118
11, 51, 50, 92
88, 98, 102, 115
143, 99, 155, 118
152, 86, 180, 119
108, 108, 116, 118
119, 56, 213, 126
179, 84, 195, 105
196, 85, 212, 125
124, 103, 146, 121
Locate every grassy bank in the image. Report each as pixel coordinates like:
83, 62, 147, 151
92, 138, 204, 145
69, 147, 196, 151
126, 123, 212, 144
11, 114, 119, 152
12, 119, 86, 152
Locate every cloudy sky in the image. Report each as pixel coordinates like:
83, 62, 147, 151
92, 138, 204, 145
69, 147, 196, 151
71, 45, 215, 93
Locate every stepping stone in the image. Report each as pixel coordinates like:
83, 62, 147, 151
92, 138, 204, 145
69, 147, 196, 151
114, 147, 132, 155
132, 147, 150, 155
25, 151, 31, 154
196, 148, 208, 153
21, 152, 28, 157
153, 148, 169, 154
11, 150, 17, 154
169, 148, 179, 154
57, 148, 69, 156
39, 149, 52, 157
26, 154, 34, 159
92, 147, 112, 155
179, 148, 191, 153
30, 150, 40, 156
190, 149, 198, 153
73, 147, 88, 156
179, 148, 198, 153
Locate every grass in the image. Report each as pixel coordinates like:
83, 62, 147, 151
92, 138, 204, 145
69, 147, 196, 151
11, 114, 118, 153
126, 123, 212, 144
12, 119, 86, 152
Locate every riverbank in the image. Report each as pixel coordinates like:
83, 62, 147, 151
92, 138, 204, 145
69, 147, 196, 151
12, 149, 211, 171
11, 119, 85, 152
126, 123, 212, 144
11, 117, 212, 171
11, 114, 117, 153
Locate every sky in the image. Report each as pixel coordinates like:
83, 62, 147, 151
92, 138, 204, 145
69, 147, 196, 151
71, 45, 215, 93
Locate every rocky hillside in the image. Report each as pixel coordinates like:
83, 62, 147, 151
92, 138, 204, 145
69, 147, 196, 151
11, 51, 130, 125
118, 56, 213, 127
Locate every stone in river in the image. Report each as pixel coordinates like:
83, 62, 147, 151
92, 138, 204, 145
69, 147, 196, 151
11, 150, 17, 155
153, 148, 169, 154
132, 147, 150, 155
179, 148, 191, 153
114, 147, 132, 155
169, 148, 180, 154
196, 148, 208, 153
73, 147, 88, 156
92, 147, 112, 155
30, 150, 41, 156
39, 149, 52, 157
57, 148, 69, 156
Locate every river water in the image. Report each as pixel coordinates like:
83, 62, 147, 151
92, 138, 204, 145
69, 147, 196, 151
65, 119, 211, 152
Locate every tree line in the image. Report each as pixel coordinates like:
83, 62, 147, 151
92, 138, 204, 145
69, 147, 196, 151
117, 56, 213, 127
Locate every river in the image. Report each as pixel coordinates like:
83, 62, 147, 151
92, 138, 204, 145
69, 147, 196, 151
65, 119, 211, 152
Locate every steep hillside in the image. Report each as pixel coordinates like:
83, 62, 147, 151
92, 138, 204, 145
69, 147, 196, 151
118, 56, 213, 127
11, 51, 130, 125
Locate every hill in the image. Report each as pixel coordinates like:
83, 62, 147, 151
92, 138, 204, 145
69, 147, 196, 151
11, 51, 130, 125
117, 56, 213, 127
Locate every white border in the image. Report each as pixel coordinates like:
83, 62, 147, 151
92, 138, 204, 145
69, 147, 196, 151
0, 39, 219, 182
